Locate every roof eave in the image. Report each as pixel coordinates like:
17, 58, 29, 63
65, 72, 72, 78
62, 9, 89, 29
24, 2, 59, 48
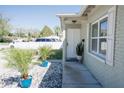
56, 13, 80, 18
56, 5, 89, 18
78, 5, 89, 16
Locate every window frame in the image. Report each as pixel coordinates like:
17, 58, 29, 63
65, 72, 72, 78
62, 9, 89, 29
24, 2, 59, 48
89, 15, 108, 61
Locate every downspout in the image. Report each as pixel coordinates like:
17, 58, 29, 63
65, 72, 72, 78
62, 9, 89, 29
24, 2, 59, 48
113, 5, 117, 66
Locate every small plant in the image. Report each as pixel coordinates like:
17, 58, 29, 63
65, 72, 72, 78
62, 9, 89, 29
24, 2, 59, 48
76, 41, 84, 56
38, 46, 52, 61
6, 48, 33, 79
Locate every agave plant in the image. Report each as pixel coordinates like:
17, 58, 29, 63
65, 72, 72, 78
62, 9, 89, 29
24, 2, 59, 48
6, 48, 33, 79
38, 46, 52, 61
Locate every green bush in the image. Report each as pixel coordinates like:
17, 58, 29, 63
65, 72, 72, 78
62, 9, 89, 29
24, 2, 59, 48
6, 48, 34, 79
0, 37, 12, 43
48, 49, 62, 59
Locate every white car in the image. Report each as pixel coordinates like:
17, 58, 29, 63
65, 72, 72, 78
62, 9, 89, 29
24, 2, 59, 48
9, 38, 63, 49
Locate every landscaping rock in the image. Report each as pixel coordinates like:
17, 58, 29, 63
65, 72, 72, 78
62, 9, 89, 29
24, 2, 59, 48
39, 62, 62, 88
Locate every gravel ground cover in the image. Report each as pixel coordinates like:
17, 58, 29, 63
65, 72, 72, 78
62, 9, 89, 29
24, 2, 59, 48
0, 62, 62, 88
39, 62, 62, 88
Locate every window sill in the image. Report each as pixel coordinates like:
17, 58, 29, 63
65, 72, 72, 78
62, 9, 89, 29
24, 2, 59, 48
87, 52, 105, 63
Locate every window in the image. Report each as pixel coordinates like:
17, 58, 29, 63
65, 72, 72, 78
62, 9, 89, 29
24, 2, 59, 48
35, 38, 45, 42
45, 39, 51, 42
90, 17, 108, 60
51, 39, 56, 42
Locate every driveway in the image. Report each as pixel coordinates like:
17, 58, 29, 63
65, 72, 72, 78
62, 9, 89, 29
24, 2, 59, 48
0, 43, 12, 75
0, 50, 11, 75
0, 43, 9, 49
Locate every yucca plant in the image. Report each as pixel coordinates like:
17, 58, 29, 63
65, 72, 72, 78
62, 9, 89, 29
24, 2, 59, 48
6, 48, 33, 79
38, 46, 52, 61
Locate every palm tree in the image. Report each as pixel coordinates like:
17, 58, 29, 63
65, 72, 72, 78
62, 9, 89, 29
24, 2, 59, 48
54, 26, 61, 36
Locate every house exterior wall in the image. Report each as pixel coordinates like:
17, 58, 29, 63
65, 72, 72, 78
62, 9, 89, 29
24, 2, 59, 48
80, 21, 87, 40
82, 5, 124, 87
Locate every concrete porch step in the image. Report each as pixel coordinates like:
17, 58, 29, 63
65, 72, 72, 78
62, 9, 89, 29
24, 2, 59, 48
63, 83, 101, 88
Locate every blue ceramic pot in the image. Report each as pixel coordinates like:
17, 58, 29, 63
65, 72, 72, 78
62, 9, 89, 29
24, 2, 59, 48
20, 75, 32, 88
40, 60, 48, 67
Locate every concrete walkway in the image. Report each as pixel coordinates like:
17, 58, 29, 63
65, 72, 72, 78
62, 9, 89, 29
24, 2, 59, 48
62, 62, 102, 88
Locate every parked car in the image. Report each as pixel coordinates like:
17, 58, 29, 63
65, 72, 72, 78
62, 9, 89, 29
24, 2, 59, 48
9, 37, 63, 49
35, 38, 61, 42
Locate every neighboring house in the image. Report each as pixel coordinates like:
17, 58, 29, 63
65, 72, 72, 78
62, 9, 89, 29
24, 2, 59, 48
57, 5, 124, 87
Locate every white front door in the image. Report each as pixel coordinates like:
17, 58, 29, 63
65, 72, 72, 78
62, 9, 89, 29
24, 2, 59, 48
67, 28, 80, 59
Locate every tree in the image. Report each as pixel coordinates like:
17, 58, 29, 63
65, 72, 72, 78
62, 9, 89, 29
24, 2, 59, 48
40, 25, 54, 37
54, 26, 61, 36
31, 31, 40, 38
15, 28, 26, 38
54, 26, 63, 41
26, 28, 40, 38
27, 32, 32, 41
0, 14, 10, 37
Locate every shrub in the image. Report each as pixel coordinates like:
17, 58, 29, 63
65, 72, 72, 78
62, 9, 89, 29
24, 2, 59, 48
48, 49, 62, 59
0, 37, 12, 43
6, 48, 34, 79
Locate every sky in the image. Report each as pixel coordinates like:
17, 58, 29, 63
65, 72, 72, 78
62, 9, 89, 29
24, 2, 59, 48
0, 5, 81, 31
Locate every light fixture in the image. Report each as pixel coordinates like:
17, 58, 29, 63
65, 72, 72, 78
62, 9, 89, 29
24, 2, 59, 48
72, 20, 77, 23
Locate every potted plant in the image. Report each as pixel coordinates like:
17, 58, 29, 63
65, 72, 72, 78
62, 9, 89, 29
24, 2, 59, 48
6, 48, 33, 88
38, 46, 52, 67
76, 39, 84, 61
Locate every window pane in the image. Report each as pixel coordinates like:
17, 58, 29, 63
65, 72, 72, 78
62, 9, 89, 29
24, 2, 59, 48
92, 23, 98, 37
46, 39, 51, 42
99, 38, 107, 56
92, 39, 97, 52
100, 18, 107, 36
51, 39, 55, 42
